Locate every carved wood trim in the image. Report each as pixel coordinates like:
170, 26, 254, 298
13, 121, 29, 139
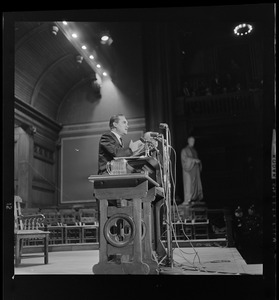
34, 143, 54, 164
15, 97, 62, 140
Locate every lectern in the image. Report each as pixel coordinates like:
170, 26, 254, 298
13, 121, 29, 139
88, 173, 164, 274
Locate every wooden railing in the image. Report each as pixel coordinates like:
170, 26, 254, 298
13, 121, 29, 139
176, 90, 263, 118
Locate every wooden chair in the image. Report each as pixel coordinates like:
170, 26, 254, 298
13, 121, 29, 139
80, 208, 99, 243
14, 196, 50, 267
60, 209, 82, 243
40, 209, 64, 244
191, 205, 209, 239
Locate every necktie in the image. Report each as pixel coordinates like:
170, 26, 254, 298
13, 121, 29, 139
120, 138, 123, 147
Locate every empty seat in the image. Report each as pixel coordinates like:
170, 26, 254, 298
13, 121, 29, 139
14, 196, 50, 267
80, 208, 98, 243
41, 209, 64, 244
60, 209, 82, 243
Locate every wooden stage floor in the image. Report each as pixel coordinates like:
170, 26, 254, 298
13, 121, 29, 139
14, 246, 262, 275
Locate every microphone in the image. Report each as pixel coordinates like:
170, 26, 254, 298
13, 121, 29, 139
159, 123, 168, 129
144, 132, 160, 141
154, 136, 167, 145
149, 132, 160, 137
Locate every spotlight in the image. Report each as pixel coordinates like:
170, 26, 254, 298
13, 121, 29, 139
101, 35, 109, 42
51, 25, 59, 35
100, 31, 113, 46
76, 55, 83, 64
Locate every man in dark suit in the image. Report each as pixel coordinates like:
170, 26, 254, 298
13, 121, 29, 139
98, 113, 143, 174
96, 114, 144, 249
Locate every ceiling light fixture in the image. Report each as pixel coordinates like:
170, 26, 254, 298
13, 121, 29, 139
101, 35, 109, 42
51, 25, 59, 35
100, 31, 113, 46
233, 23, 253, 36
76, 55, 83, 64
55, 21, 110, 78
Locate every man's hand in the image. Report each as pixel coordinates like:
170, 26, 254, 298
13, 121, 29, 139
129, 140, 145, 155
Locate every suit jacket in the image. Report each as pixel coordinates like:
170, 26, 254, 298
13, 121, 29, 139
98, 131, 133, 174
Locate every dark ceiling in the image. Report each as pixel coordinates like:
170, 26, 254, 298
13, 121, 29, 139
11, 5, 272, 123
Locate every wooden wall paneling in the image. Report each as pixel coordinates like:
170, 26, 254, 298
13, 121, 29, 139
32, 188, 56, 208
14, 128, 19, 194
15, 98, 62, 141
32, 156, 56, 207
15, 98, 62, 208
31, 125, 59, 208
14, 126, 34, 207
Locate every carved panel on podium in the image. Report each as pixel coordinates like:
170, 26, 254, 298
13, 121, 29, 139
88, 173, 161, 274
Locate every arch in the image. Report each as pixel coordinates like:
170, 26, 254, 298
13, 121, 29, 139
30, 54, 74, 106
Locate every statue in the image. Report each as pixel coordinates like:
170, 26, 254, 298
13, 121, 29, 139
180, 136, 203, 205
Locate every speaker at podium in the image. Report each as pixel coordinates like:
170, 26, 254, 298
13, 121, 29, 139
88, 154, 165, 274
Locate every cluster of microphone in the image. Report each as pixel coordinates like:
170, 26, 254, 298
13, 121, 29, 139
147, 123, 168, 138
144, 123, 169, 148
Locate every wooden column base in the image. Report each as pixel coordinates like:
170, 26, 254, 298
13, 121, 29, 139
93, 260, 150, 275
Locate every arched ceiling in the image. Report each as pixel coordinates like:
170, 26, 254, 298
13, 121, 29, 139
14, 21, 114, 122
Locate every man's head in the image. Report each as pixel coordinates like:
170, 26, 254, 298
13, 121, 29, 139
109, 114, 129, 136
187, 136, 195, 147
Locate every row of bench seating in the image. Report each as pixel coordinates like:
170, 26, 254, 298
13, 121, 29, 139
22, 207, 98, 224
14, 196, 100, 266
21, 207, 99, 245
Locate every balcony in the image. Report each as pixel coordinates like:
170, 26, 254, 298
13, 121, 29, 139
175, 90, 263, 118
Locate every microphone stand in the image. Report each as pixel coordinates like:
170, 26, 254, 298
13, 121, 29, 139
160, 125, 173, 267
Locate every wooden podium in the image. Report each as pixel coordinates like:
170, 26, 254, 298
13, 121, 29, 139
88, 173, 164, 274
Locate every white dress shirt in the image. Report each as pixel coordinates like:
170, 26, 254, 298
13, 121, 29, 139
111, 131, 123, 147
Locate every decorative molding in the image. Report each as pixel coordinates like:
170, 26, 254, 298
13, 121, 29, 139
15, 97, 62, 140
59, 117, 146, 138
34, 143, 55, 164
28, 125, 37, 136
34, 132, 56, 152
